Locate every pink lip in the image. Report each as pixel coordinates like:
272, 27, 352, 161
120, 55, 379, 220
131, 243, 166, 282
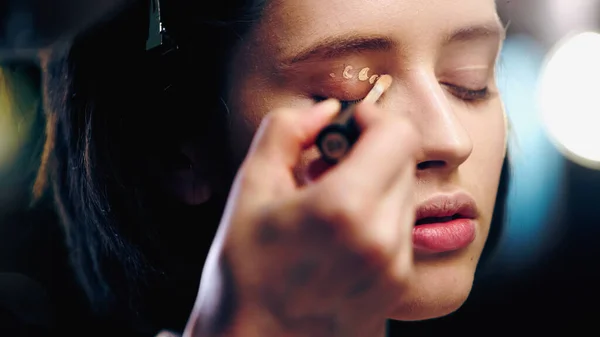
412, 193, 478, 254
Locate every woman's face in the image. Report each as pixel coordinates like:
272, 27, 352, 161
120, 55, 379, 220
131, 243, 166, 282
225, 0, 506, 321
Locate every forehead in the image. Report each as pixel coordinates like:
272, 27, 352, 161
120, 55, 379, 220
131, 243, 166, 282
258, 0, 499, 58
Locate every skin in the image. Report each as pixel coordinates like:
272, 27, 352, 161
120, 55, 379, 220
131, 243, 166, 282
228, 0, 505, 319
358, 67, 371, 81
179, 0, 506, 336
329, 66, 378, 81
343, 66, 355, 79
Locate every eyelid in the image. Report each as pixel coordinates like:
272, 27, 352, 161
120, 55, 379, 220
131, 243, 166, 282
311, 80, 374, 103
438, 73, 489, 88
438, 68, 491, 96
438, 64, 492, 81
309, 66, 383, 105
452, 65, 490, 72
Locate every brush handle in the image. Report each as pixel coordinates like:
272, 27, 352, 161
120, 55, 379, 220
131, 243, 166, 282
316, 74, 392, 163
316, 106, 360, 164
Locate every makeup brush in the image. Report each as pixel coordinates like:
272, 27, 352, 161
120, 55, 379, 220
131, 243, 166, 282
316, 74, 393, 164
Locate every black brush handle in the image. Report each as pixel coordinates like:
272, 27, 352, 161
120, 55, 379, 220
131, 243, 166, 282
316, 105, 360, 164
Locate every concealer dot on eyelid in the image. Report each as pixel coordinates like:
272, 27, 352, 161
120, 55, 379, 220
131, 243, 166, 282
329, 73, 336, 78
343, 66, 354, 79
358, 67, 370, 81
369, 75, 379, 84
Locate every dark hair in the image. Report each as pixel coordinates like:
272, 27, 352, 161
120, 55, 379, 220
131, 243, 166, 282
35, 0, 510, 331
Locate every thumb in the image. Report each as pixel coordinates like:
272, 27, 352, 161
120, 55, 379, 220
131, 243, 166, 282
247, 99, 341, 169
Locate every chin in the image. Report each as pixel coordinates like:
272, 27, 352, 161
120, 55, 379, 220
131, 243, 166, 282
387, 254, 478, 322
388, 291, 470, 322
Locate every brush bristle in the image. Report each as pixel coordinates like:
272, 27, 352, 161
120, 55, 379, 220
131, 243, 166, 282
364, 74, 393, 103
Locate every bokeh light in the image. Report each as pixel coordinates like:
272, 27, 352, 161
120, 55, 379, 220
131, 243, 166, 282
0, 65, 38, 176
0, 68, 20, 173
538, 31, 600, 170
490, 34, 566, 274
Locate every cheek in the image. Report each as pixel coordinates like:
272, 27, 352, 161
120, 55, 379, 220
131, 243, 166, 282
226, 85, 279, 165
228, 113, 258, 167
463, 105, 506, 220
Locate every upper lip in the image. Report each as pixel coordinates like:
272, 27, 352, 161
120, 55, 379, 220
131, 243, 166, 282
415, 192, 478, 224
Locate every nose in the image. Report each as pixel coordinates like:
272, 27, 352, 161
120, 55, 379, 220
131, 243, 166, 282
404, 71, 473, 172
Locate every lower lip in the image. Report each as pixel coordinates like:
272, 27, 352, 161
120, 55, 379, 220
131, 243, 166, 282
412, 219, 476, 254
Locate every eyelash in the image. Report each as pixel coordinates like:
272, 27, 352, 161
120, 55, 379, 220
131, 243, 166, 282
314, 84, 489, 107
314, 96, 364, 110
442, 83, 490, 102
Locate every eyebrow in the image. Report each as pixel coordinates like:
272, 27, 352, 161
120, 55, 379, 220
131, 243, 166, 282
278, 20, 505, 67
444, 21, 506, 44
279, 35, 395, 67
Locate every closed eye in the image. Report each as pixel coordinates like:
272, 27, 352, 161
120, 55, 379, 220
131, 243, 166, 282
442, 83, 490, 102
315, 83, 489, 107
314, 96, 364, 110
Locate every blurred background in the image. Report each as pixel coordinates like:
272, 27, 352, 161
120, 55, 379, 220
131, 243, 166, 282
1, 0, 600, 335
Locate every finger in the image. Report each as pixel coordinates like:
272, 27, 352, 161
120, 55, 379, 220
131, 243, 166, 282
328, 102, 420, 196
345, 168, 416, 320
339, 267, 405, 334
334, 170, 414, 301
339, 223, 414, 328
247, 99, 340, 169
375, 162, 416, 275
